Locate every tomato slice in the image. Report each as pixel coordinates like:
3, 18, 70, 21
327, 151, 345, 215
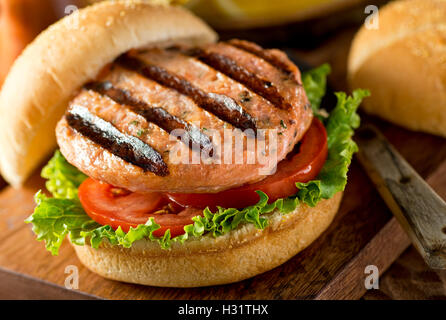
78, 179, 198, 237
167, 118, 328, 209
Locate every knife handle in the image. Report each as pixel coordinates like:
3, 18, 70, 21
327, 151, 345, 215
355, 125, 446, 269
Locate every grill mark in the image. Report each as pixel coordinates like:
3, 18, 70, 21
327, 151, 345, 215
226, 39, 293, 76
84, 81, 214, 156
115, 54, 257, 132
66, 104, 168, 176
191, 49, 292, 110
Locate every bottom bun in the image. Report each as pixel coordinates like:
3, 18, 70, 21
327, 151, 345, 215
72, 192, 343, 287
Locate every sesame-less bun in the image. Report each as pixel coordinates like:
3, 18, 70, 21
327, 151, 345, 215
347, 0, 446, 137
72, 192, 342, 287
0, 0, 217, 187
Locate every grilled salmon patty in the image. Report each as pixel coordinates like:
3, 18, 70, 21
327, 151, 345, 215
56, 40, 313, 193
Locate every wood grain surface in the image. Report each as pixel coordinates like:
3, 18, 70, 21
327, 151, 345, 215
363, 247, 446, 300
0, 25, 444, 300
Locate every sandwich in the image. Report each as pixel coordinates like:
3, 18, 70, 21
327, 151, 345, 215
0, 1, 369, 287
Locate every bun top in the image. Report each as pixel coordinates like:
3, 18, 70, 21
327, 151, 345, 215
349, 0, 446, 75
0, 0, 217, 186
347, 0, 446, 137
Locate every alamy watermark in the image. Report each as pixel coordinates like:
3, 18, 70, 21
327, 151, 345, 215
64, 4, 80, 29
364, 5, 379, 30
364, 265, 379, 289
64, 265, 79, 290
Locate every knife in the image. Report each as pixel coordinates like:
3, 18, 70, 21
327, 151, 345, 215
355, 125, 446, 269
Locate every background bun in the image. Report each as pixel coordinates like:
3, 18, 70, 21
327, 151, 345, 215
348, 0, 446, 137
72, 192, 342, 287
0, 0, 217, 186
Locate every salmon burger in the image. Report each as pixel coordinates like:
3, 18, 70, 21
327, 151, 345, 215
0, 1, 369, 287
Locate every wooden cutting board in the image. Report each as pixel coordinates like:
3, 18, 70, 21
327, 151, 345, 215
0, 28, 445, 300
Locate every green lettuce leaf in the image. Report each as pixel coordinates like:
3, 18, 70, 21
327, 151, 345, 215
297, 89, 370, 206
41, 150, 87, 199
173, 192, 299, 244
24, 192, 98, 255
25, 191, 167, 255
301, 63, 331, 113
25, 64, 368, 254
81, 218, 166, 249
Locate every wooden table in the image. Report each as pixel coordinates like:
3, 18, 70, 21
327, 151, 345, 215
0, 20, 445, 300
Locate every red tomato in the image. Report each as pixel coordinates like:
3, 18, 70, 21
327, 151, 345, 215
167, 118, 328, 209
78, 179, 197, 237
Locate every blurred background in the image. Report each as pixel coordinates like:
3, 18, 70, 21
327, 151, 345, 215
0, 0, 86, 82
0, 0, 388, 84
